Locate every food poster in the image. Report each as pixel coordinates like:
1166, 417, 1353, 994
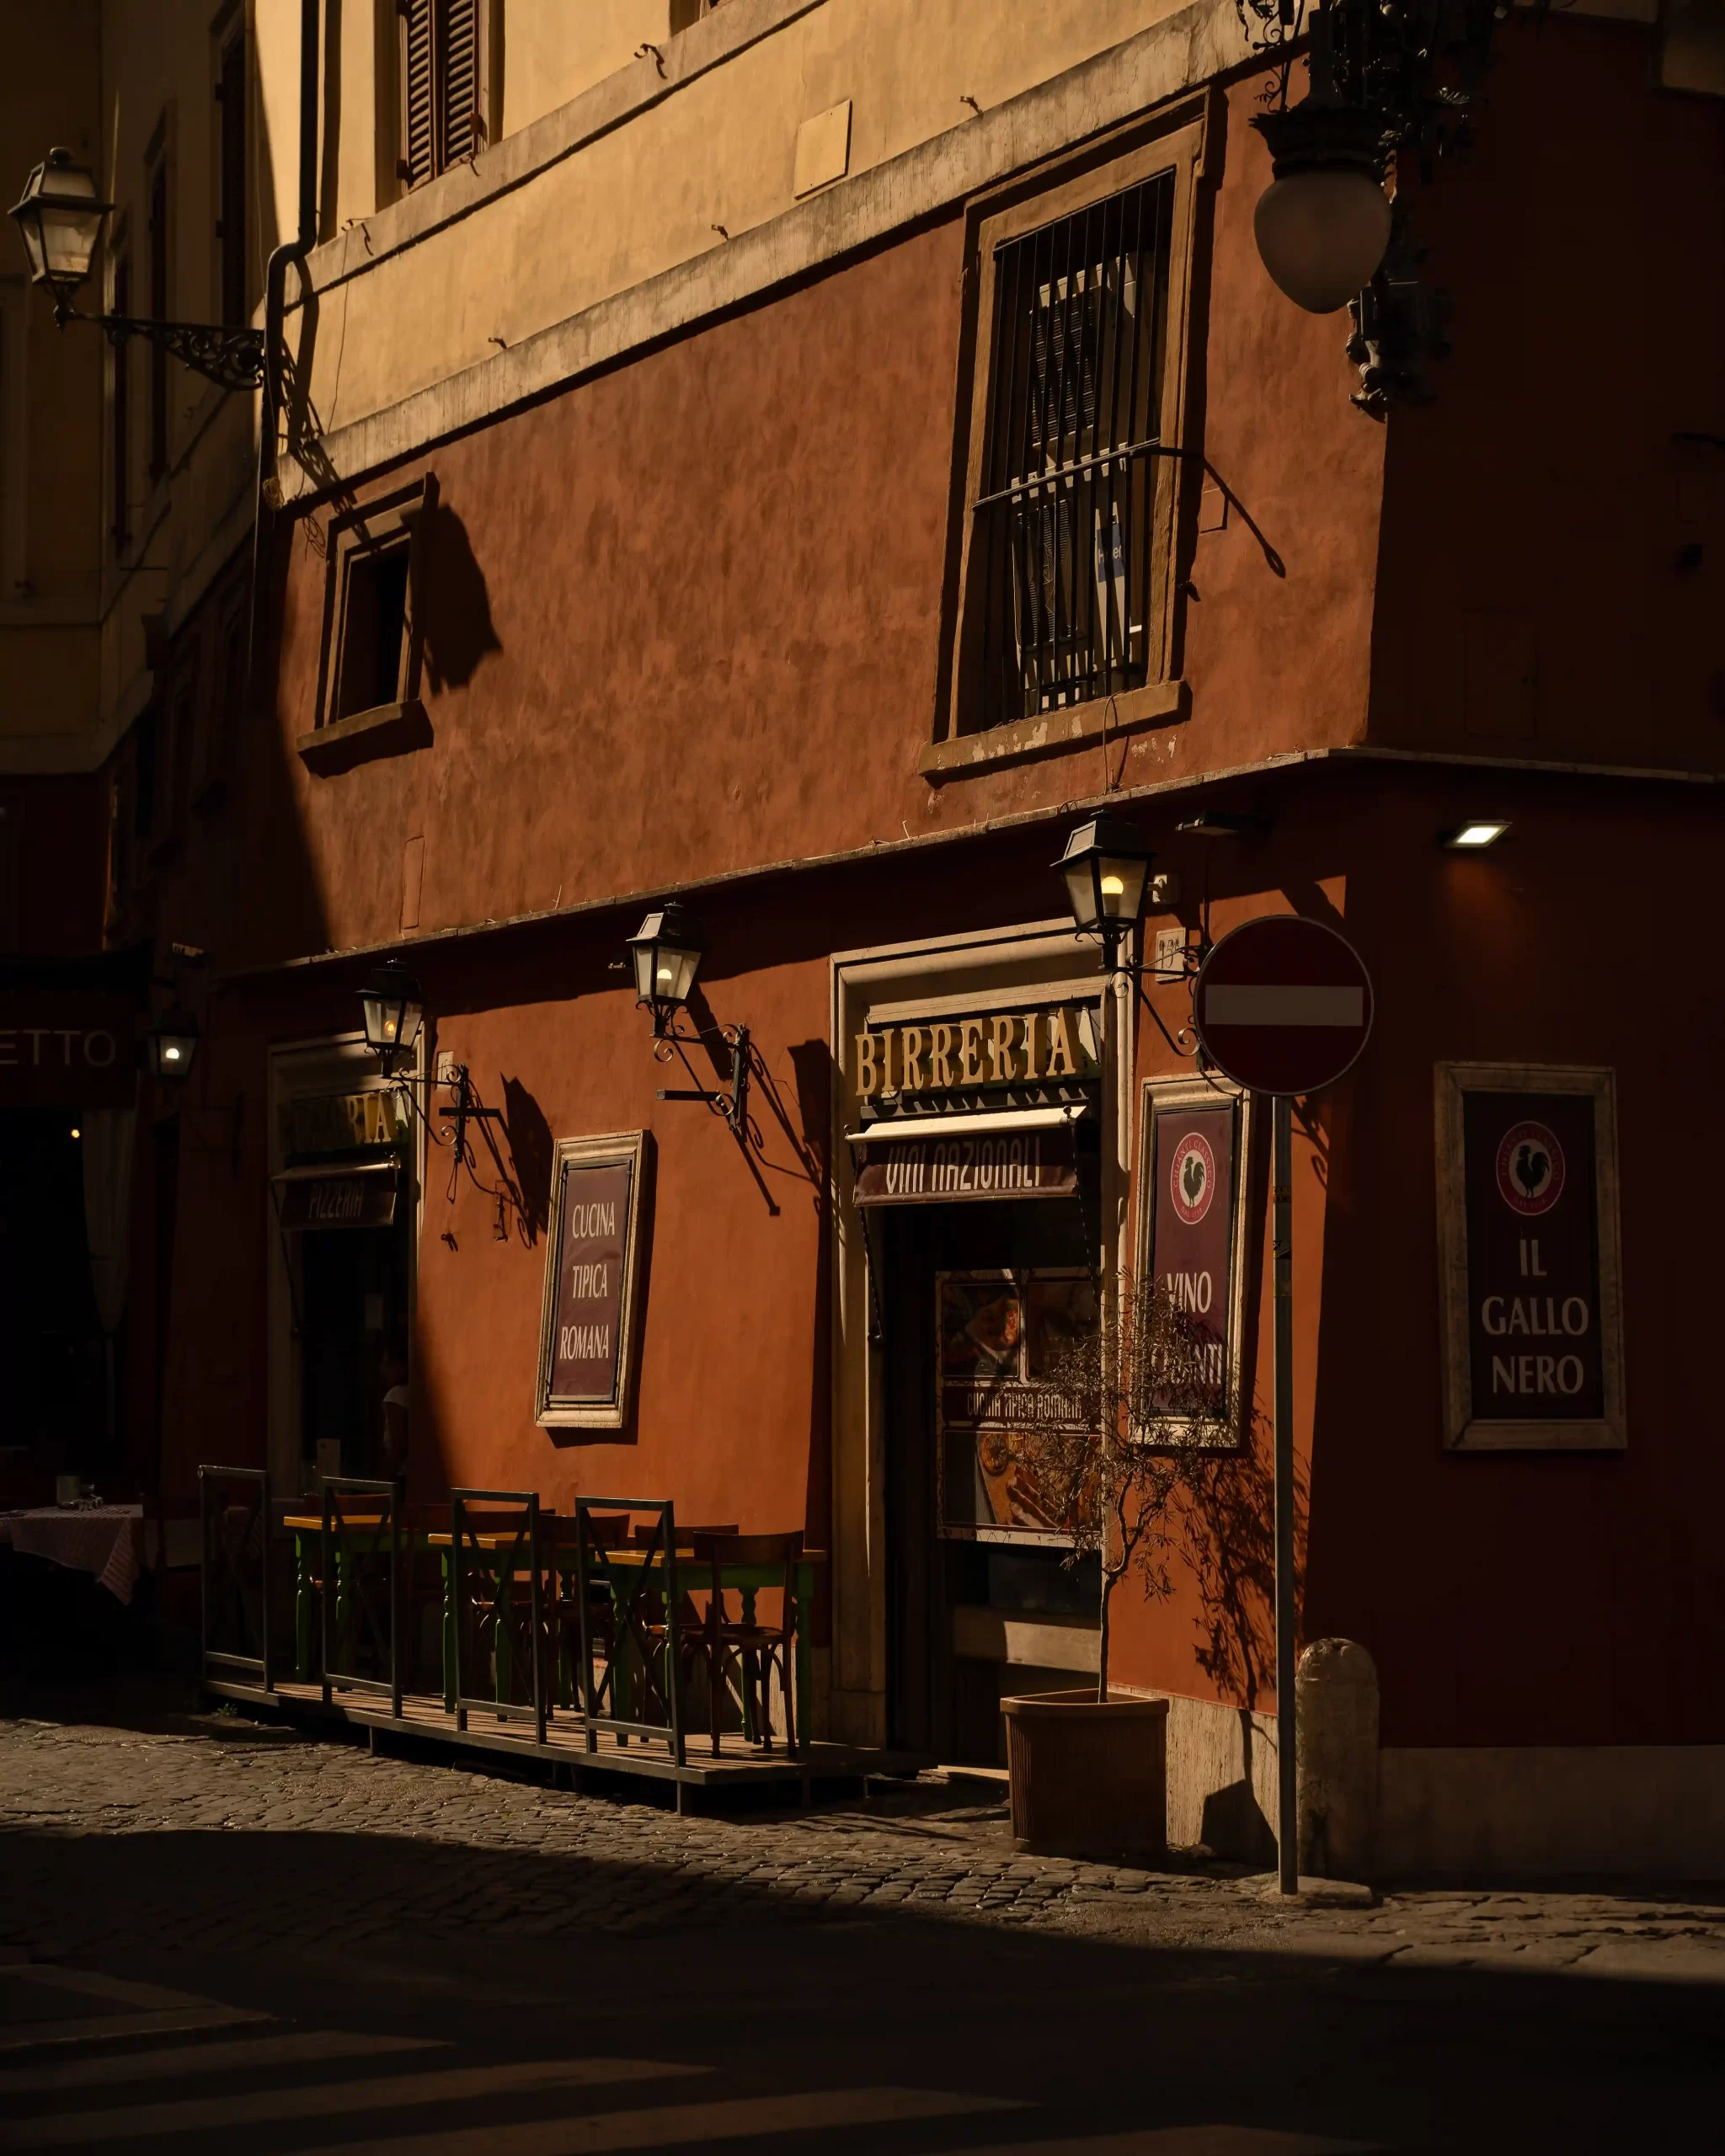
936, 1270, 1098, 1545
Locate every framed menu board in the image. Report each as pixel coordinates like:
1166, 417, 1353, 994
1137, 1075, 1253, 1447
535, 1130, 652, 1431
1435, 1064, 1625, 1450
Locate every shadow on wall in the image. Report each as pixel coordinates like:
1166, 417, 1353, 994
500, 1076, 554, 1242
420, 506, 502, 693
1174, 1412, 1300, 1866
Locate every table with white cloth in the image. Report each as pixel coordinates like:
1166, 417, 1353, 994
0, 1505, 183, 1606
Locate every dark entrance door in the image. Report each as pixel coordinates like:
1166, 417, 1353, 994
880, 1182, 1100, 1762
299, 1214, 411, 1481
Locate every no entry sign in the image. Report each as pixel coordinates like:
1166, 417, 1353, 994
1194, 915, 1373, 1097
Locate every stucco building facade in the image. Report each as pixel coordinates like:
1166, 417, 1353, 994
4, 0, 1724, 1876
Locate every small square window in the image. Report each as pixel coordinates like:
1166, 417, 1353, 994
309, 475, 436, 761
335, 540, 412, 720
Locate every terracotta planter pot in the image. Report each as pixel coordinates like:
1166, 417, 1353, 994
1001, 1688, 1169, 1860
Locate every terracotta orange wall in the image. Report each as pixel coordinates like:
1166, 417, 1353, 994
246, 75, 1386, 978
1370, 18, 1725, 767
1108, 765, 1725, 1747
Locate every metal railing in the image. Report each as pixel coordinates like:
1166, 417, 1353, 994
198, 1465, 272, 1691
319, 1477, 401, 1719
572, 1497, 686, 1768
450, 1487, 546, 1746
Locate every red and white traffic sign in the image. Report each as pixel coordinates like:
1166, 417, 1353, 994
1193, 915, 1373, 1097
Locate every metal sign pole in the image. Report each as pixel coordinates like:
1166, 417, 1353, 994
1272, 1091, 1298, 1895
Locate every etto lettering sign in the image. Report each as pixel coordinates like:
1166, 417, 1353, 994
854, 1006, 1097, 1100
536, 1131, 652, 1431
1436, 1065, 1626, 1451
0, 995, 136, 1108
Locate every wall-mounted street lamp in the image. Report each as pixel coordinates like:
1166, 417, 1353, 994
145, 1003, 200, 1085
627, 904, 704, 1041
354, 961, 517, 1203
358, 963, 426, 1079
1055, 814, 1155, 975
628, 905, 750, 1139
8, 148, 265, 391
1243, 0, 1508, 409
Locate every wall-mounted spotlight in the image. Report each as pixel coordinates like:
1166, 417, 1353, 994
1441, 819, 1512, 851
1175, 811, 1268, 841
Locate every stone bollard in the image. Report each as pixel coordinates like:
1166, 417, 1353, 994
1297, 1638, 1380, 1881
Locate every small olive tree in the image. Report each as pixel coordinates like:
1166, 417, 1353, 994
1007, 1273, 1225, 1701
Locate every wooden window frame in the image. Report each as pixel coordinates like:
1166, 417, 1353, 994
931, 103, 1210, 779
304, 474, 436, 768
1434, 1061, 1626, 1453
396, 0, 497, 195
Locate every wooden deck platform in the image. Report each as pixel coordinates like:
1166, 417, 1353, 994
203, 1677, 929, 1805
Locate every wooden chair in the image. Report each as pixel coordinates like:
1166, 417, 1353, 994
690, 1532, 804, 1755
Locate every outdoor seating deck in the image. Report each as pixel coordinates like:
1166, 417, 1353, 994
200, 1673, 927, 1801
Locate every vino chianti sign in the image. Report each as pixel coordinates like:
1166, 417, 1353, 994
535, 1130, 652, 1431
1435, 1065, 1626, 1451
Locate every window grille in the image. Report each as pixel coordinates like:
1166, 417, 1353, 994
398, 0, 487, 190
971, 174, 1174, 729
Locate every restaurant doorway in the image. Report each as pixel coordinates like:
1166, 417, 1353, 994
268, 1036, 419, 1496
880, 1169, 1102, 1764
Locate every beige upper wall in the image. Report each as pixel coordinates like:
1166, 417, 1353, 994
287, 0, 1207, 459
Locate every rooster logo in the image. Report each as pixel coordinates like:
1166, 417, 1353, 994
1512, 1144, 1549, 1203
1170, 1130, 1216, 1225
1495, 1119, 1565, 1217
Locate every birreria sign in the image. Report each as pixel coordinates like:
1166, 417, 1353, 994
854, 1006, 1097, 1101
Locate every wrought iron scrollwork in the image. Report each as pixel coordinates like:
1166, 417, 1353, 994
62, 306, 265, 391
1239, 0, 1512, 410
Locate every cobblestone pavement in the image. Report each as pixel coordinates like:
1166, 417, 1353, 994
4, 1700, 1725, 1984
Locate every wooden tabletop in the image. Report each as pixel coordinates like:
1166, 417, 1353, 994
282, 1515, 825, 1565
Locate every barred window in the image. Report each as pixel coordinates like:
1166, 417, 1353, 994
398, 0, 489, 191
972, 175, 1174, 729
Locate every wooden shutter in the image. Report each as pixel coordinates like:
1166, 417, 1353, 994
398, 0, 435, 187
400, 0, 485, 189
437, 0, 483, 171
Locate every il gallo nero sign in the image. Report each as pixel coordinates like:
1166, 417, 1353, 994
1462, 1091, 1602, 1418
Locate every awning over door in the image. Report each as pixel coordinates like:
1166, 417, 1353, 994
270, 1160, 400, 1231
846, 1106, 1084, 1207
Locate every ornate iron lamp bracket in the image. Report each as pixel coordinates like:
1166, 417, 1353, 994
59, 302, 265, 392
